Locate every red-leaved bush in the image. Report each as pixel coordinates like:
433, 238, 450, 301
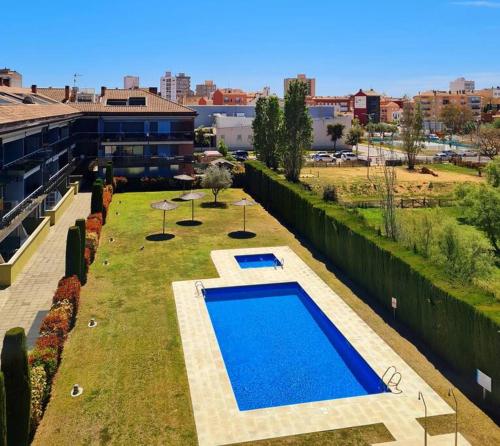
35, 334, 64, 356
39, 307, 71, 340
53, 275, 81, 312
86, 212, 103, 238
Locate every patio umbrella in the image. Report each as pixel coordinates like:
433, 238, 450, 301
174, 174, 195, 192
150, 200, 178, 234
232, 198, 256, 232
180, 191, 206, 221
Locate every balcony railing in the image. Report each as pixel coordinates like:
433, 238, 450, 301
99, 131, 194, 143
97, 154, 194, 167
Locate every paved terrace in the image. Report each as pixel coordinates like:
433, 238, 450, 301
173, 246, 470, 446
0, 193, 90, 347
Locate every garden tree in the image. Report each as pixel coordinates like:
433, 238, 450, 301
217, 139, 228, 157
252, 97, 282, 169
477, 126, 500, 159
1, 328, 31, 446
265, 96, 283, 169
0, 372, 6, 446
105, 162, 114, 190
75, 219, 87, 283
194, 126, 212, 147
439, 103, 474, 139
493, 118, 500, 129
201, 165, 232, 204
456, 183, 500, 255
400, 101, 424, 170
326, 123, 345, 150
65, 226, 82, 281
281, 80, 313, 182
375, 147, 398, 240
365, 121, 377, 146
90, 180, 103, 214
485, 157, 500, 187
345, 124, 363, 154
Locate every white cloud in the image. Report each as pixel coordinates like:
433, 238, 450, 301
452, 1, 500, 8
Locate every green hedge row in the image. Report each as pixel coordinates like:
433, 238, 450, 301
245, 161, 500, 407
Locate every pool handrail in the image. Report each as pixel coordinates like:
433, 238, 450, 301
274, 257, 285, 270
195, 280, 206, 298
382, 365, 403, 394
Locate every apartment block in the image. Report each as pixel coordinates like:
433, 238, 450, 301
353, 89, 381, 124
284, 74, 316, 97
124, 75, 140, 89
449, 77, 475, 93
212, 88, 248, 105
195, 80, 217, 98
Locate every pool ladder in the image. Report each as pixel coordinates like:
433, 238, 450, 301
382, 366, 402, 394
274, 257, 285, 269
194, 281, 206, 298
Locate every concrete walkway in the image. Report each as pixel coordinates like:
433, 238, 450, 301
0, 193, 90, 347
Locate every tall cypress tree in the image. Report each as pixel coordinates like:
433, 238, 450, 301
90, 181, 103, 215
282, 80, 312, 182
105, 162, 114, 190
65, 226, 82, 281
0, 372, 6, 446
75, 219, 87, 283
1, 328, 31, 446
252, 97, 268, 166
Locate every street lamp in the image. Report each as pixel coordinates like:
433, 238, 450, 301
448, 388, 458, 446
418, 391, 428, 446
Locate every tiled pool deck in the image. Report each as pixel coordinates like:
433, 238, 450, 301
173, 246, 470, 446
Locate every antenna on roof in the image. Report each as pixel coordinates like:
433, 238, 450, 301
73, 73, 82, 88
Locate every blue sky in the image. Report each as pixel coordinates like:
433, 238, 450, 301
2, 0, 500, 97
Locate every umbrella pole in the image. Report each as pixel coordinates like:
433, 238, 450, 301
191, 200, 194, 221
163, 210, 166, 234
243, 205, 246, 232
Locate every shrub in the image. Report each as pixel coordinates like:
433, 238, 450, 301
323, 184, 338, 202
35, 335, 64, 357
39, 307, 71, 340
53, 276, 80, 313
1, 327, 31, 446
75, 219, 87, 284
90, 181, 103, 215
86, 213, 103, 239
29, 366, 48, 436
114, 176, 128, 192
28, 348, 58, 380
84, 247, 92, 269
86, 232, 99, 262
0, 372, 6, 446
65, 226, 82, 282
485, 157, 500, 188
105, 162, 114, 189
102, 185, 113, 224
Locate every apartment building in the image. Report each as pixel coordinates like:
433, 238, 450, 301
380, 101, 403, 123
414, 90, 481, 131
284, 74, 316, 97
307, 96, 352, 113
212, 88, 249, 105
124, 75, 140, 89
0, 86, 81, 260
353, 89, 381, 124
0, 69, 22, 88
175, 73, 192, 100
160, 71, 177, 101
450, 77, 475, 93
195, 80, 217, 98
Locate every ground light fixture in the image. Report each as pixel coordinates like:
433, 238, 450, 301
418, 391, 427, 446
103, 259, 109, 266
71, 384, 83, 397
109, 237, 114, 242
88, 318, 97, 328
448, 388, 458, 446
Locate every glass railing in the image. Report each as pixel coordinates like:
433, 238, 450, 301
98, 131, 194, 142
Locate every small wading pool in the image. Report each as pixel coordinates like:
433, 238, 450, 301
204, 282, 386, 411
235, 253, 281, 269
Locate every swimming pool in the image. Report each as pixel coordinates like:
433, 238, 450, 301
204, 282, 386, 411
235, 253, 281, 269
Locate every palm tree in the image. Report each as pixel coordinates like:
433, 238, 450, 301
327, 123, 345, 150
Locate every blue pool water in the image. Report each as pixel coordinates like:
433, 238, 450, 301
204, 282, 386, 411
235, 253, 281, 269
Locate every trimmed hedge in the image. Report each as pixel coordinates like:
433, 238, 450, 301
1, 327, 31, 446
91, 181, 103, 215
0, 372, 6, 446
245, 161, 500, 407
65, 226, 82, 282
75, 219, 87, 284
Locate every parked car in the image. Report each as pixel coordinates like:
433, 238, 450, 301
234, 150, 249, 161
334, 149, 351, 158
433, 152, 451, 161
341, 152, 358, 162
460, 150, 477, 158
313, 154, 335, 163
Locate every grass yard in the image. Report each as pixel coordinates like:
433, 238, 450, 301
301, 165, 483, 202
33, 188, 499, 446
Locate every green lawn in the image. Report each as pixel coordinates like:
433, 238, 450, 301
33, 188, 499, 446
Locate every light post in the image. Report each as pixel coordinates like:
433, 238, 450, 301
418, 391, 428, 446
448, 388, 458, 446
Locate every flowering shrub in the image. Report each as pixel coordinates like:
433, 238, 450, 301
29, 347, 58, 379
86, 232, 99, 262
30, 365, 48, 435
39, 307, 71, 339
35, 334, 64, 356
53, 276, 80, 313
86, 212, 103, 239
84, 246, 92, 268
102, 186, 113, 223
114, 176, 128, 192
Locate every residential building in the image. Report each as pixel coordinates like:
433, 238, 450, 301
39, 86, 197, 178
380, 101, 403, 123
212, 88, 248, 105
307, 96, 351, 113
160, 71, 177, 101
124, 75, 140, 89
353, 89, 381, 124
0, 69, 22, 88
246, 87, 272, 104
450, 77, 475, 93
414, 90, 482, 131
0, 85, 81, 260
195, 80, 217, 98
175, 73, 192, 101
284, 74, 316, 97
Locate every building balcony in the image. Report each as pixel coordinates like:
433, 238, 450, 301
97, 154, 194, 168
99, 132, 194, 143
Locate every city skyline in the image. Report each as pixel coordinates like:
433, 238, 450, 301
2, 0, 500, 96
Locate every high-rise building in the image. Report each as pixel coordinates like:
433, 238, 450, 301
0, 68, 22, 87
195, 80, 217, 98
175, 73, 191, 100
283, 74, 316, 97
124, 75, 139, 89
450, 77, 475, 93
160, 71, 177, 101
